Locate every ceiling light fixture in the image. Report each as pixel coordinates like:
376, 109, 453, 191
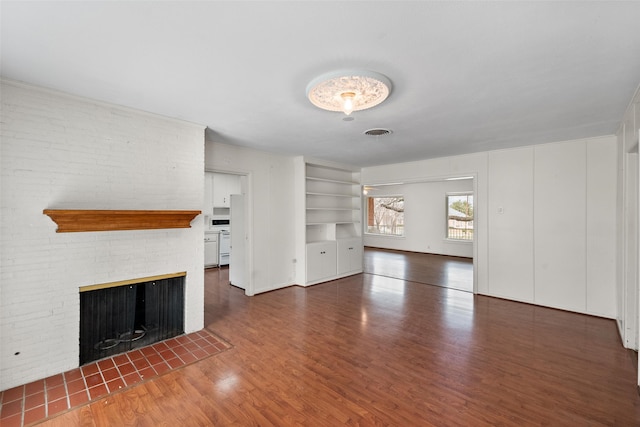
306, 70, 392, 116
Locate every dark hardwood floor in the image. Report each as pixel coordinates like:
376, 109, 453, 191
38, 264, 640, 426
364, 247, 473, 292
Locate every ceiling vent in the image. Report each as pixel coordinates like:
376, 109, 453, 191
363, 128, 392, 136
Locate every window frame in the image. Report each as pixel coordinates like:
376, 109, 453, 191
446, 192, 474, 242
365, 194, 405, 237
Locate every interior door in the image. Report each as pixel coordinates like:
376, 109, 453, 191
230, 194, 245, 289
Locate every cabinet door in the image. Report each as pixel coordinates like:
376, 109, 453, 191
306, 241, 337, 283
213, 174, 241, 207
321, 241, 337, 279
212, 173, 228, 207
337, 238, 362, 275
227, 174, 241, 196
205, 238, 218, 267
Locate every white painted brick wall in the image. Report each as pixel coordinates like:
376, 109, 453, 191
0, 80, 205, 391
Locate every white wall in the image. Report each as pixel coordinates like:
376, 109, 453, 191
363, 179, 474, 258
616, 84, 640, 352
205, 141, 297, 295
0, 81, 205, 391
363, 136, 617, 318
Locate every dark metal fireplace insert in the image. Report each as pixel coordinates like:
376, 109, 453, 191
79, 274, 185, 365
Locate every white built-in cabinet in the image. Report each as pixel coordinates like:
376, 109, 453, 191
296, 158, 363, 285
337, 237, 363, 276
204, 232, 219, 267
306, 241, 338, 283
213, 173, 241, 207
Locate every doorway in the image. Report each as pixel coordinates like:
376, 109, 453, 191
205, 170, 252, 295
362, 176, 476, 293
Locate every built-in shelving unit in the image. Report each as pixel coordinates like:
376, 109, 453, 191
295, 158, 363, 285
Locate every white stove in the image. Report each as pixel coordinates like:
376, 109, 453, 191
211, 219, 230, 265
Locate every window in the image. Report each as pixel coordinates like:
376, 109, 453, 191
366, 196, 404, 236
447, 193, 473, 240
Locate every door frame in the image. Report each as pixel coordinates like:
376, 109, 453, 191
207, 169, 254, 296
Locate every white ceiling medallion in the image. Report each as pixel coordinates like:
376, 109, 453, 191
306, 70, 392, 116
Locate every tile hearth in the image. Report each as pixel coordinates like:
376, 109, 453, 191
0, 330, 231, 427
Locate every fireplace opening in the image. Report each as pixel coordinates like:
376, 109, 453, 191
80, 274, 185, 365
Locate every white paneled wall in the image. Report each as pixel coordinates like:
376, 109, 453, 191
533, 141, 587, 312
364, 137, 617, 319
616, 85, 640, 352
487, 147, 534, 302
0, 81, 205, 391
586, 139, 617, 317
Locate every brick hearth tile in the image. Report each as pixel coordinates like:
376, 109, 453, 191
117, 362, 136, 376
146, 353, 163, 366
166, 357, 185, 369
0, 399, 23, 419
192, 348, 207, 359
152, 341, 170, 352
23, 404, 47, 425
24, 391, 45, 410
180, 352, 197, 364
101, 368, 121, 383
162, 337, 178, 348
175, 335, 191, 345
68, 390, 89, 407
81, 363, 99, 377
66, 379, 87, 395
132, 357, 150, 371
45, 374, 64, 389
106, 378, 125, 393
194, 330, 209, 339
201, 344, 216, 355
97, 358, 115, 371
122, 372, 142, 387
215, 342, 230, 351
204, 335, 221, 345
64, 368, 83, 383
183, 341, 199, 352
172, 345, 189, 357
152, 361, 170, 375
0, 413, 21, 427
138, 366, 155, 380
47, 397, 69, 417
140, 346, 157, 358
2, 385, 24, 404
127, 350, 144, 361
159, 349, 176, 360
1, 386, 23, 404
84, 373, 104, 389
112, 354, 129, 366
24, 379, 45, 396
192, 337, 209, 347
88, 384, 108, 400
47, 385, 67, 402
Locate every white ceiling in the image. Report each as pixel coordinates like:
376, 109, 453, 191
2, 1, 640, 167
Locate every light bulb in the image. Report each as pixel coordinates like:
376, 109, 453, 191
341, 92, 356, 115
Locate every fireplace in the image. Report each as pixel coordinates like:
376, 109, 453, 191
79, 273, 185, 365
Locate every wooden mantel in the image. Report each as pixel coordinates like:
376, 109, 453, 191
43, 209, 201, 233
